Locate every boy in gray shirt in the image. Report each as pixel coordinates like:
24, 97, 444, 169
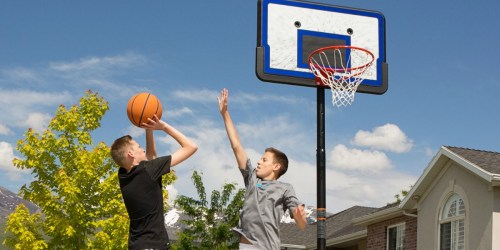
217, 88, 307, 249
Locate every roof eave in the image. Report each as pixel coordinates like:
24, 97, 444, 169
352, 206, 402, 226
326, 229, 367, 246
400, 146, 498, 210
305, 229, 367, 249
491, 175, 500, 186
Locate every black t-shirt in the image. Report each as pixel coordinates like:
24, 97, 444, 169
118, 155, 172, 250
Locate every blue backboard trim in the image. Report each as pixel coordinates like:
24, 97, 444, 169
259, 0, 386, 89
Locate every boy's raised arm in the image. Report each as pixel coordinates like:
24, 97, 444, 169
142, 115, 198, 167
145, 129, 157, 160
218, 88, 247, 169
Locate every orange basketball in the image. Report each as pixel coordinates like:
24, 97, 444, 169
126, 93, 163, 127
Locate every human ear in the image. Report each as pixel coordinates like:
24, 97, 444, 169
127, 150, 134, 158
273, 163, 281, 171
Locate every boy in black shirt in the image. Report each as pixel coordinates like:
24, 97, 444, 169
111, 115, 197, 249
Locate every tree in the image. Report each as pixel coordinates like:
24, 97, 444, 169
393, 186, 412, 205
3, 91, 176, 249
172, 171, 245, 250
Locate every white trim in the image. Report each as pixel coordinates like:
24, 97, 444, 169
280, 243, 306, 249
399, 146, 449, 209
402, 210, 417, 218
436, 189, 468, 250
325, 229, 367, 246
352, 206, 401, 225
400, 146, 498, 210
441, 147, 492, 181
386, 223, 406, 250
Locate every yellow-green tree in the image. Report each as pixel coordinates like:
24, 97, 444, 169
3, 91, 174, 249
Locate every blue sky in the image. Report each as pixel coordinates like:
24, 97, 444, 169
1, 0, 499, 213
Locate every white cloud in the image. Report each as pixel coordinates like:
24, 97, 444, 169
49, 52, 147, 72
0, 67, 41, 83
0, 90, 72, 127
21, 112, 52, 132
0, 90, 72, 109
123, 125, 145, 138
328, 171, 416, 211
329, 144, 392, 172
153, 114, 416, 214
172, 89, 219, 104
167, 107, 193, 118
0, 142, 15, 170
352, 123, 413, 153
0, 142, 28, 180
425, 147, 435, 157
172, 89, 308, 107
0, 124, 13, 135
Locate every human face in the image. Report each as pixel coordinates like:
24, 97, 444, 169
129, 140, 147, 164
256, 151, 280, 180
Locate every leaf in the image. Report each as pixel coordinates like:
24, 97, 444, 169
3, 91, 134, 250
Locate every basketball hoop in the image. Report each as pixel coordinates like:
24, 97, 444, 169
309, 46, 375, 107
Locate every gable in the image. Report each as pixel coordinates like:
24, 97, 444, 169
401, 146, 500, 210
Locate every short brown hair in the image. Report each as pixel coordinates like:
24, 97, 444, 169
265, 147, 288, 179
110, 135, 133, 167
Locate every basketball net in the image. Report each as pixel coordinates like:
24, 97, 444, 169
309, 46, 375, 107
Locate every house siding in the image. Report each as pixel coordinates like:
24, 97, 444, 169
366, 215, 417, 250
416, 161, 495, 249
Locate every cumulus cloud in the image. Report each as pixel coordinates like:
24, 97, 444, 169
21, 112, 52, 132
0, 90, 72, 127
352, 123, 413, 153
0, 142, 28, 180
123, 125, 145, 138
0, 142, 15, 170
327, 171, 416, 211
329, 144, 392, 172
167, 107, 194, 118
154, 109, 417, 213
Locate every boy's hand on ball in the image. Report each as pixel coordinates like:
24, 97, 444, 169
141, 115, 163, 130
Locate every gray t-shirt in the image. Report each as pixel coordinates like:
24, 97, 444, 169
234, 158, 302, 250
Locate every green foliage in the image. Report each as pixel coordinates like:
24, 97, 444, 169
172, 171, 245, 250
2, 91, 177, 249
393, 186, 412, 205
3, 204, 47, 250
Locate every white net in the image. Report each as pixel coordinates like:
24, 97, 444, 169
309, 46, 374, 107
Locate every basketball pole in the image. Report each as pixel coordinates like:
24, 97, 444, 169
316, 87, 326, 250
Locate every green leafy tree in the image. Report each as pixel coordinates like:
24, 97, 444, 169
393, 186, 412, 205
172, 171, 245, 250
3, 204, 47, 250
3, 91, 176, 249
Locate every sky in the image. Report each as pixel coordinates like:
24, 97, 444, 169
1, 0, 499, 214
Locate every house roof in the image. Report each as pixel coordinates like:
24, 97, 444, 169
401, 146, 500, 210
445, 146, 500, 174
166, 146, 500, 248
354, 146, 500, 225
280, 205, 378, 248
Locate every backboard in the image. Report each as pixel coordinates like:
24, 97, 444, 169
256, 0, 388, 94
